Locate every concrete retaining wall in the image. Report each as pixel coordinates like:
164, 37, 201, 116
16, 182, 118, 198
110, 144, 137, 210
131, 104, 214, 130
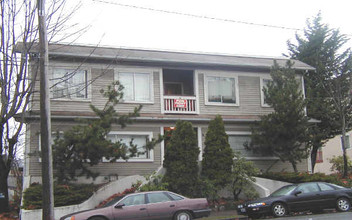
21, 175, 146, 220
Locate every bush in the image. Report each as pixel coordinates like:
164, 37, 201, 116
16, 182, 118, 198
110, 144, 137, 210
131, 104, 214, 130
22, 183, 99, 210
138, 173, 168, 192
96, 183, 140, 208
329, 155, 352, 174
163, 121, 200, 197
258, 172, 352, 187
202, 115, 234, 190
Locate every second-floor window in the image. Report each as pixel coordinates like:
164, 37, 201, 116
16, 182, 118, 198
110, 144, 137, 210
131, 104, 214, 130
51, 68, 89, 100
205, 75, 239, 106
115, 71, 153, 103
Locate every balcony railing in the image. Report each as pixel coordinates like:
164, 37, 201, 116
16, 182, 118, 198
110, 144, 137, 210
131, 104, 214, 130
163, 95, 197, 114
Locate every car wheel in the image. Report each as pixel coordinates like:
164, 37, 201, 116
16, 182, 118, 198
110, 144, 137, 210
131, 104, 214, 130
336, 197, 351, 212
174, 210, 193, 220
271, 202, 287, 217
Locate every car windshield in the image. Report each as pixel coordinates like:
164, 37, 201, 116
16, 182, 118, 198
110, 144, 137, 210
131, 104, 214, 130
270, 185, 297, 197
103, 195, 126, 207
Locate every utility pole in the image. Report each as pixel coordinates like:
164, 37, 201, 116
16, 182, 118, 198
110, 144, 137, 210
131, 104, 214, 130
37, 0, 55, 219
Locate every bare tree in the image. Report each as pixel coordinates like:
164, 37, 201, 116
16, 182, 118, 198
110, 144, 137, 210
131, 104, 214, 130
0, 0, 81, 213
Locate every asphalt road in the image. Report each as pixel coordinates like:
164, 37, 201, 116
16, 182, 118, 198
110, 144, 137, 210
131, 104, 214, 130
265, 211, 352, 220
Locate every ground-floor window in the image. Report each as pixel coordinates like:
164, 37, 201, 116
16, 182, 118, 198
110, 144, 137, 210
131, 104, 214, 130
228, 132, 257, 158
316, 148, 323, 163
106, 131, 154, 161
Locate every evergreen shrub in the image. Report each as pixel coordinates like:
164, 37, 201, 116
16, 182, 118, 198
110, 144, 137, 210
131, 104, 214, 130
163, 120, 200, 197
201, 115, 234, 190
22, 183, 99, 210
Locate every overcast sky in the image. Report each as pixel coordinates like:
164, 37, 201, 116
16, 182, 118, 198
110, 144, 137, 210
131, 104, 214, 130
66, 0, 352, 57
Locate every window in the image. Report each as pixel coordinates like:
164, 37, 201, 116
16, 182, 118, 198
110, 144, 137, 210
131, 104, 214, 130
147, 192, 172, 203
228, 132, 260, 158
228, 134, 252, 157
316, 148, 323, 163
119, 194, 145, 206
205, 75, 239, 105
167, 192, 184, 201
341, 135, 351, 150
38, 131, 63, 162
51, 68, 89, 99
227, 132, 276, 159
296, 183, 320, 194
260, 77, 272, 107
115, 70, 153, 103
106, 132, 154, 161
318, 183, 335, 191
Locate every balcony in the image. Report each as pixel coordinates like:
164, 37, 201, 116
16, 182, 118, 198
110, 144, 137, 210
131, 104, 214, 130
163, 96, 197, 114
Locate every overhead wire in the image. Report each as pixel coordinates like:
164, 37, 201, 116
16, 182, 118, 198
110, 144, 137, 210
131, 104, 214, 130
92, 0, 352, 37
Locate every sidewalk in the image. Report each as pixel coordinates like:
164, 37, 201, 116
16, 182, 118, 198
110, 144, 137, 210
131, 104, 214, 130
200, 210, 248, 220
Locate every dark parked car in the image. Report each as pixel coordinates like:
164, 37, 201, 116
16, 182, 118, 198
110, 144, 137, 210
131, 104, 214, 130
237, 182, 352, 219
60, 191, 211, 220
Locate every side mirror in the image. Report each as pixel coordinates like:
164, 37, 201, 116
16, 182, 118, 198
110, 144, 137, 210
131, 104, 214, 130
115, 203, 125, 209
294, 191, 302, 196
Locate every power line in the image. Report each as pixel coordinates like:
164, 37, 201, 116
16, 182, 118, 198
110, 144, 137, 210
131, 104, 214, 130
92, 0, 303, 32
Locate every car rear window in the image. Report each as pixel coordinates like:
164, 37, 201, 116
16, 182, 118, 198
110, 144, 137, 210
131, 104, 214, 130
168, 192, 184, 201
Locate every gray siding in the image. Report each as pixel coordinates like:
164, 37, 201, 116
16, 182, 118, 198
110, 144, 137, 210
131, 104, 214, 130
200, 123, 308, 173
28, 122, 162, 177
198, 72, 274, 116
30, 63, 161, 114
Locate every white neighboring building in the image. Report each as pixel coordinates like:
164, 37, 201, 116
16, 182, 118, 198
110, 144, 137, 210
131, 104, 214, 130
314, 130, 352, 174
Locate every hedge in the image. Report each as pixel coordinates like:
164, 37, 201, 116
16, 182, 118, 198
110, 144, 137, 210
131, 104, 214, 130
22, 183, 99, 210
258, 172, 352, 187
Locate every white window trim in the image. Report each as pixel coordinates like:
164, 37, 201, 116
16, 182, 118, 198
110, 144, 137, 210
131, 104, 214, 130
342, 134, 351, 150
260, 77, 271, 108
104, 131, 154, 162
50, 67, 92, 102
227, 131, 279, 160
38, 131, 64, 162
114, 67, 155, 104
203, 72, 240, 106
198, 127, 202, 161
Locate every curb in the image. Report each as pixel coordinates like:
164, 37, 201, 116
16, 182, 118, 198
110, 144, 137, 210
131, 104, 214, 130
215, 217, 248, 220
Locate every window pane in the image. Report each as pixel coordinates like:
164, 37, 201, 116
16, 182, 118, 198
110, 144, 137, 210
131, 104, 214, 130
51, 69, 87, 99
70, 70, 86, 98
297, 183, 320, 194
120, 194, 145, 206
134, 73, 150, 101
107, 134, 149, 159
318, 183, 335, 191
262, 79, 271, 105
52, 69, 68, 98
208, 76, 236, 104
168, 192, 184, 201
119, 73, 134, 101
228, 135, 253, 157
147, 192, 171, 203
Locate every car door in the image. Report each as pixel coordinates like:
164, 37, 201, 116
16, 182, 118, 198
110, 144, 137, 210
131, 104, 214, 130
113, 194, 149, 220
287, 183, 321, 212
146, 192, 177, 219
317, 182, 338, 209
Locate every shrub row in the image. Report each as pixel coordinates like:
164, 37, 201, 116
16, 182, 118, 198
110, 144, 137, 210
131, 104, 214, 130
22, 183, 99, 210
258, 172, 352, 187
